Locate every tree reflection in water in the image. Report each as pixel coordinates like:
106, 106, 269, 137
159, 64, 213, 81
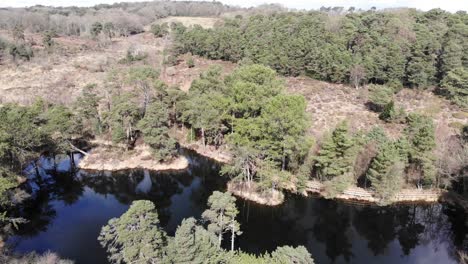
7, 150, 467, 264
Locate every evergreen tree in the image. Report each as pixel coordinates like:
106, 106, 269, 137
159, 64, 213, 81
368, 84, 394, 112
314, 122, 355, 181
258, 95, 310, 170
166, 217, 224, 264
137, 100, 177, 161
74, 84, 102, 135
109, 93, 141, 148
405, 114, 436, 187
202, 191, 241, 251
90, 22, 103, 38
151, 23, 169, 38
441, 67, 468, 107
127, 66, 160, 116
270, 245, 315, 264
379, 101, 406, 123
98, 200, 168, 264
367, 142, 405, 203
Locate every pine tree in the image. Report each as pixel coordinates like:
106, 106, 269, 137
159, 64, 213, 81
441, 67, 468, 108
202, 191, 241, 251
137, 100, 176, 161
109, 93, 141, 148
270, 245, 315, 264
166, 217, 224, 264
314, 122, 355, 181
98, 200, 168, 264
367, 142, 405, 203
368, 84, 394, 112
405, 114, 436, 187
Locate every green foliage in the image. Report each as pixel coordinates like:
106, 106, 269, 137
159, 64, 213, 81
174, 10, 466, 88
0, 103, 48, 165
151, 23, 169, 38
404, 113, 436, 187
202, 191, 241, 250
74, 84, 102, 135
8, 43, 33, 61
182, 91, 229, 146
42, 105, 77, 152
257, 95, 310, 168
42, 30, 55, 50
367, 142, 405, 203
226, 65, 283, 118
137, 100, 176, 161
441, 67, 468, 107
314, 122, 356, 181
0, 168, 20, 207
103, 22, 115, 39
164, 54, 179, 66
90, 22, 103, 38
109, 92, 141, 146
119, 49, 148, 64
166, 217, 225, 263
323, 172, 354, 198
379, 101, 406, 123
98, 200, 168, 264
270, 245, 315, 264
98, 199, 315, 264
368, 85, 394, 111
187, 56, 195, 68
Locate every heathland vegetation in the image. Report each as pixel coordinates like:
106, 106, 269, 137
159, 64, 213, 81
0, 1, 466, 263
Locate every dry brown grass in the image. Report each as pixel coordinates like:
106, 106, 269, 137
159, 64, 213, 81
0, 31, 164, 105
158, 16, 222, 29
0, 29, 464, 140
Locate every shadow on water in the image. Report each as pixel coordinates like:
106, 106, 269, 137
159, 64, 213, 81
7, 150, 468, 264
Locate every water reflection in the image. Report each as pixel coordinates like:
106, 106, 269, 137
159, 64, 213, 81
7, 151, 467, 264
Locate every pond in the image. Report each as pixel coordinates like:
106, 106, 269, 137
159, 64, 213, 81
8, 150, 467, 264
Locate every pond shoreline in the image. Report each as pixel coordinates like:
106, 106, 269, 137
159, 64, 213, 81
227, 181, 285, 206
78, 145, 189, 172
77, 140, 444, 207
303, 180, 444, 205
187, 148, 444, 206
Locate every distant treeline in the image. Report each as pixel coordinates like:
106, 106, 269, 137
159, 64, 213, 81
174, 9, 468, 90
0, 1, 239, 37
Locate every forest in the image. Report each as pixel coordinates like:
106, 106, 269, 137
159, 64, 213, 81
174, 9, 468, 107
0, 1, 467, 264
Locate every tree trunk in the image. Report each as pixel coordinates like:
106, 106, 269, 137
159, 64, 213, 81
201, 127, 206, 150
230, 221, 235, 251
67, 141, 88, 156
69, 152, 75, 169
218, 213, 223, 248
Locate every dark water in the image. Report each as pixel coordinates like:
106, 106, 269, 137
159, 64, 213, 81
8, 151, 467, 264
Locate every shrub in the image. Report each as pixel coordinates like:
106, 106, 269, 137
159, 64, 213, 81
119, 49, 148, 64
8, 43, 33, 61
151, 23, 169, 38
368, 84, 394, 112
187, 56, 195, 68
90, 22, 103, 38
379, 101, 406, 123
42, 30, 56, 50
164, 54, 178, 66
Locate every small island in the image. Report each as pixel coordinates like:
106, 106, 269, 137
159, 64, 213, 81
78, 145, 189, 172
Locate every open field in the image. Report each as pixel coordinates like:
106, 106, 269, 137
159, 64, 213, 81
158, 16, 222, 28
